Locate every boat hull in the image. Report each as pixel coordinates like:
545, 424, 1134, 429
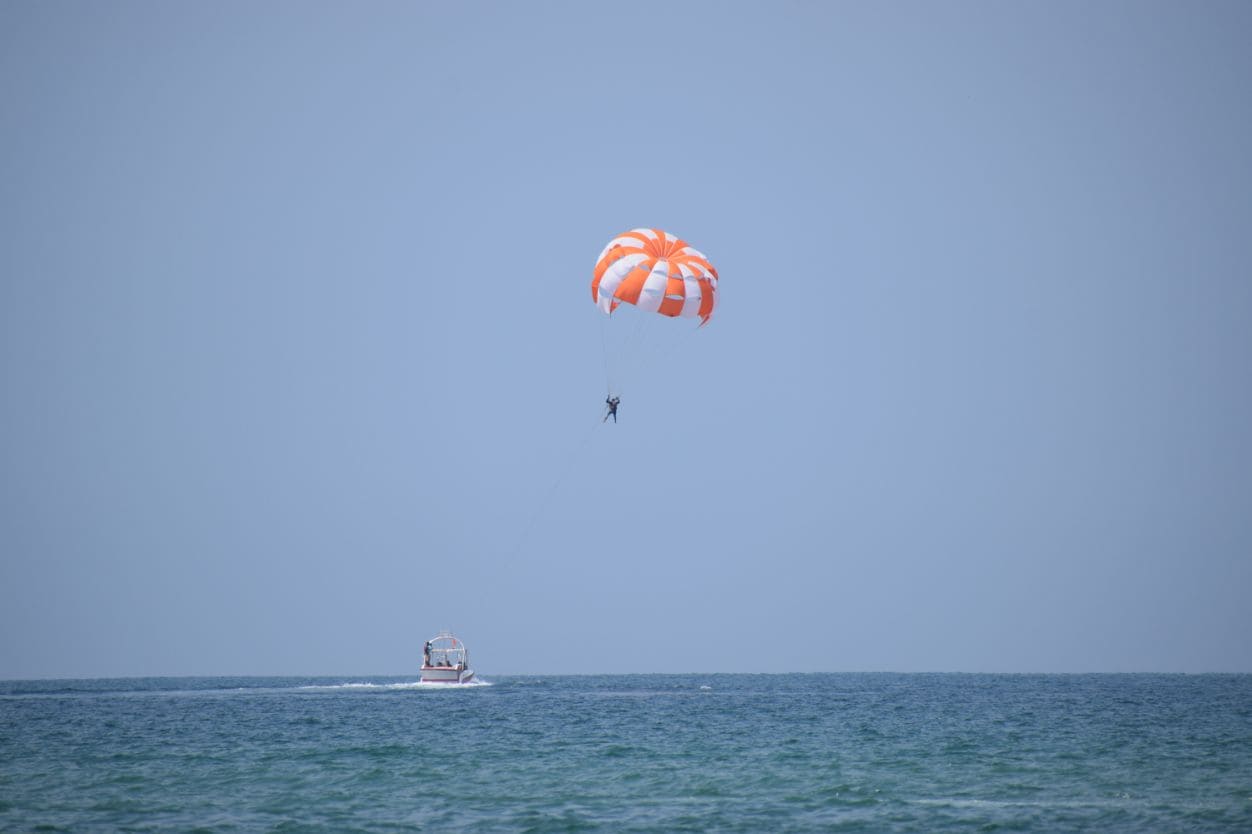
420, 666, 474, 684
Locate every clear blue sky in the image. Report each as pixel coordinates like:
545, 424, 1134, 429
3, 1, 1250, 677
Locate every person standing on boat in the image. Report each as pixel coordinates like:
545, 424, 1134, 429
423, 641, 432, 667
604, 395, 620, 423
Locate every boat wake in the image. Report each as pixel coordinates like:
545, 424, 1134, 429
297, 679, 491, 692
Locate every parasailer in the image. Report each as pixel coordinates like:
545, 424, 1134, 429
592, 229, 718, 415
603, 395, 620, 423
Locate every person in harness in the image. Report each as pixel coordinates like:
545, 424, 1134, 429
604, 395, 621, 423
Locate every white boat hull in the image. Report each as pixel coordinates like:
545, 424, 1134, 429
420, 666, 474, 684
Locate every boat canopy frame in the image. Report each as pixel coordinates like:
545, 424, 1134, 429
423, 631, 468, 669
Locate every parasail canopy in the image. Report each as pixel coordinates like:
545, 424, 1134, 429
592, 228, 718, 325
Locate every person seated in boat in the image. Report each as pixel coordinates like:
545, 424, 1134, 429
604, 395, 620, 423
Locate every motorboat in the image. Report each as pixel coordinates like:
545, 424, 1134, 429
420, 631, 474, 684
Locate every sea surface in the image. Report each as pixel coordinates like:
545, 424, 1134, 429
1, 674, 1250, 832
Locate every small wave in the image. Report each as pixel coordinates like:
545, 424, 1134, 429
911, 797, 1145, 811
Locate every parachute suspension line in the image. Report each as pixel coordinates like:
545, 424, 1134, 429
601, 312, 615, 397
602, 307, 651, 400
626, 305, 648, 351
505, 409, 603, 561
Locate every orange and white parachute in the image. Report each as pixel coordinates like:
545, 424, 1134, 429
592, 228, 718, 325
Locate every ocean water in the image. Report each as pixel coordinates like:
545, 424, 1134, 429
1, 674, 1250, 832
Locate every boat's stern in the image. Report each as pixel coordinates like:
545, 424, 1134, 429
420, 665, 474, 684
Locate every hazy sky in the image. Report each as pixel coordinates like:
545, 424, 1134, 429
3, 1, 1251, 678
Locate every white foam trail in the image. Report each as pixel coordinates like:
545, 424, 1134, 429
297, 679, 492, 692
